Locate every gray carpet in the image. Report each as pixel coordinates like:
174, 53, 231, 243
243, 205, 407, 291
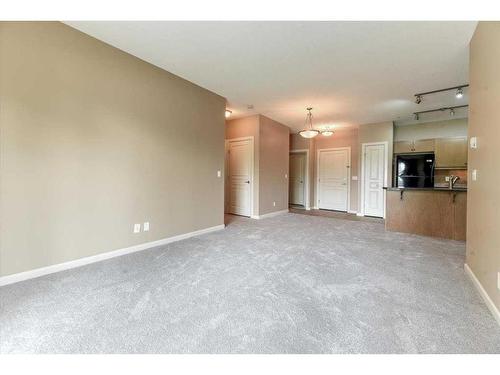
1, 213, 499, 353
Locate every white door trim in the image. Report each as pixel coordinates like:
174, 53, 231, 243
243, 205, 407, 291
289, 149, 310, 210
360, 141, 388, 218
225, 136, 255, 218
316, 147, 351, 212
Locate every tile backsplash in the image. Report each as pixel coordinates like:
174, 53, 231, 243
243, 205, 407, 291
434, 169, 468, 188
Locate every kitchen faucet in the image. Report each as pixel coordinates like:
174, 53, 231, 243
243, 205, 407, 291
449, 175, 460, 189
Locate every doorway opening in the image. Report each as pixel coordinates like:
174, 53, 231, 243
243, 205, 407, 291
289, 150, 310, 210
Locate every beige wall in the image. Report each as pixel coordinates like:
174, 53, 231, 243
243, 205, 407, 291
395, 118, 468, 141
314, 127, 360, 212
259, 116, 290, 215
0, 22, 226, 277
291, 122, 394, 215
225, 115, 289, 216
467, 21, 500, 312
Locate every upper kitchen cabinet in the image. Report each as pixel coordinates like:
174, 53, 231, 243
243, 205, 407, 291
435, 137, 468, 169
394, 139, 435, 154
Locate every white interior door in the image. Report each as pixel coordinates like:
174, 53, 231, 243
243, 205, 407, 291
289, 153, 305, 206
228, 139, 252, 216
363, 143, 386, 217
318, 149, 349, 211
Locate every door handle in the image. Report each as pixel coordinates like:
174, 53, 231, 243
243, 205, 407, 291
245, 180, 250, 184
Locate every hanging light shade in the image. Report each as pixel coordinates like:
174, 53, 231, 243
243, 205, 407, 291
321, 127, 334, 137
299, 108, 319, 138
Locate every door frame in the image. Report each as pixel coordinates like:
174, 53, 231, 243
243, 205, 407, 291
316, 147, 351, 212
289, 149, 310, 210
360, 141, 388, 218
225, 136, 255, 218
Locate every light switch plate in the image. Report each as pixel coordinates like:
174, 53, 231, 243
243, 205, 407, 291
472, 169, 478, 181
133, 224, 141, 233
470, 136, 477, 149
217, 170, 222, 178
143, 222, 150, 232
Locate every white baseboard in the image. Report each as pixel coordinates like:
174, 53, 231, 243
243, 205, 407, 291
356, 212, 364, 217
464, 263, 500, 326
251, 209, 289, 220
0, 224, 225, 287
348, 210, 358, 215
312, 206, 318, 210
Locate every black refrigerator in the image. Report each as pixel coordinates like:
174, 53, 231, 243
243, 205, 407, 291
395, 153, 435, 188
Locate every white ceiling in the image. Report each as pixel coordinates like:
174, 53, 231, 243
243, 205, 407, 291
65, 21, 477, 132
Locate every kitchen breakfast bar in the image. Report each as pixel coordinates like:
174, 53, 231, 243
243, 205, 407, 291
385, 187, 467, 241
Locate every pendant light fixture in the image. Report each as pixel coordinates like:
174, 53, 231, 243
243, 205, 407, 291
321, 127, 334, 137
299, 108, 320, 138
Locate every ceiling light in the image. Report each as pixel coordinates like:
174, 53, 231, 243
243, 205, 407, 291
225, 110, 232, 118
456, 88, 464, 99
321, 127, 334, 137
299, 108, 320, 139
414, 113, 419, 121
450, 108, 455, 116
415, 95, 422, 104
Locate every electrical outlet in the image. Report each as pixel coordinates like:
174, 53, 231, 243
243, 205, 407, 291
285, 174, 288, 179
273, 201, 276, 207
445, 176, 450, 182
217, 170, 222, 178
472, 169, 478, 181
133, 223, 141, 233
143, 222, 150, 232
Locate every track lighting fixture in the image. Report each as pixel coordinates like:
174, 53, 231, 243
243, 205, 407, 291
225, 110, 232, 118
414, 84, 468, 103
413, 105, 467, 121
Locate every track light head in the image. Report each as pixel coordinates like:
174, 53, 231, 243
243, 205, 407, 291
415, 95, 422, 104
450, 108, 455, 116
456, 87, 464, 99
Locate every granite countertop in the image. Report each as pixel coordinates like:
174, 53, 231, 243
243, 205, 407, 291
385, 187, 467, 192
